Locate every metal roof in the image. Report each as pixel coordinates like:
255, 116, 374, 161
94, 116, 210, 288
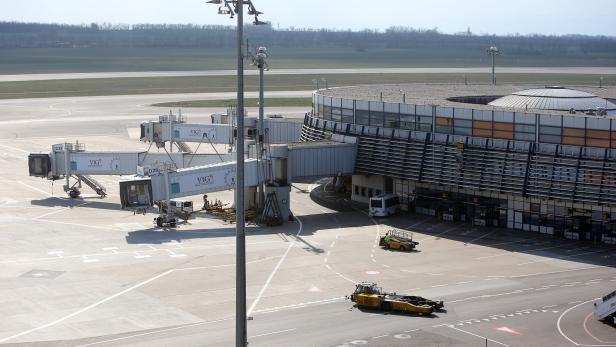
488, 87, 616, 111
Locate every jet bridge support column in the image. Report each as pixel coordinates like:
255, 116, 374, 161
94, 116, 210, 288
261, 145, 291, 222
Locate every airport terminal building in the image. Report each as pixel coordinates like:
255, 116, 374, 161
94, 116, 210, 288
301, 84, 616, 243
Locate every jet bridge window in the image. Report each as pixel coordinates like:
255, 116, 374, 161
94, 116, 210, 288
119, 179, 153, 209
28, 154, 51, 177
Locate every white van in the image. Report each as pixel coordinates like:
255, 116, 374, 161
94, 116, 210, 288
369, 194, 401, 217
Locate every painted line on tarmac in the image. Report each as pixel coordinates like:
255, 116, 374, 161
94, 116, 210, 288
555, 298, 616, 347
252, 296, 345, 315
464, 230, 498, 245
443, 325, 509, 346
474, 243, 566, 260
0, 268, 175, 344
517, 250, 607, 266
17, 181, 53, 197
507, 265, 612, 279
419, 224, 463, 242
0, 143, 30, 154
73, 317, 233, 347
249, 328, 297, 339
583, 312, 608, 344
0, 256, 278, 344
247, 215, 303, 316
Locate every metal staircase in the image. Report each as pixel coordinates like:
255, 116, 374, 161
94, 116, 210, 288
77, 175, 107, 197
175, 141, 193, 153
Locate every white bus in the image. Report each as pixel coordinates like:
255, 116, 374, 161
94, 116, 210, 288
369, 194, 401, 217
595, 290, 616, 324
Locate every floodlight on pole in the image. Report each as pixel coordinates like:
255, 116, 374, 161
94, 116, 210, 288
247, 45, 269, 212
204, 1, 264, 347
487, 46, 500, 85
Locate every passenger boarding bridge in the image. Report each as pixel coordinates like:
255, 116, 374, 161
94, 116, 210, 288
27, 112, 357, 226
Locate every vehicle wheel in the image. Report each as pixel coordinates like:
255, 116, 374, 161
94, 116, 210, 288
69, 189, 81, 199
400, 246, 406, 251
156, 217, 163, 227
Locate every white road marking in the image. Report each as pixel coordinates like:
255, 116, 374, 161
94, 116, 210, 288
134, 255, 151, 259
82, 258, 99, 263
419, 225, 462, 242
0, 143, 30, 153
517, 250, 602, 266
249, 328, 296, 339
444, 325, 508, 346
74, 317, 234, 347
372, 334, 389, 339
508, 265, 607, 279
247, 216, 303, 316
335, 272, 357, 284
431, 284, 448, 288
456, 281, 473, 285
0, 257, 279, 344
474, 243, 564, 260
406, 218, 429, 229
557, 298, 602, 346
17, 181, 53, 197
465, 230, 496, 245
253, 297, 345, 314
0, 268, 176, 343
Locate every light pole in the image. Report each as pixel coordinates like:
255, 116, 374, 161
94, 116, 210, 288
312, 78, 320, 90
487, 46, 500, 85
249, 46, 269, 210
205, 1, 265, 346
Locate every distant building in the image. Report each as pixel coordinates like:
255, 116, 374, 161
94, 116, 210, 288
302, 84, 616, 244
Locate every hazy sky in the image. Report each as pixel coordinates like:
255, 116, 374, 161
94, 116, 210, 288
3, 0, 616, 36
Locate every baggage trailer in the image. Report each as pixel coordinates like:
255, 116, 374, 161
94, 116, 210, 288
379, 229, 419, 251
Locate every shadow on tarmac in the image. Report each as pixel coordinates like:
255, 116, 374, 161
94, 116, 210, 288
308, 183, 616, 269
30, 196, 124, 211
353, 305, 443, 319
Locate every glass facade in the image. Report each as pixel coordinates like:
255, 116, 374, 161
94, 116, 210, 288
312, 91, 616, 149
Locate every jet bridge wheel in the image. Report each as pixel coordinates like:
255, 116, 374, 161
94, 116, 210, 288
68, 188, 81, 199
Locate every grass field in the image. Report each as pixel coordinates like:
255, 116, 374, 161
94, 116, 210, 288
2, 47, 616, 75
152, 97, 312, 108
0, 73, 612, 100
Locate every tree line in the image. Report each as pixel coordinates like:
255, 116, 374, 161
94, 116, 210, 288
1, 21, 615, 61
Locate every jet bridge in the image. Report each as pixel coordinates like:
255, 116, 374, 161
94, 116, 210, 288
28, 142, 233, 197
139, 113, 303, 147
120, 138, 357, 226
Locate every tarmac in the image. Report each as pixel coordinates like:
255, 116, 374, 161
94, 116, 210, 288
0, 93, 614, 346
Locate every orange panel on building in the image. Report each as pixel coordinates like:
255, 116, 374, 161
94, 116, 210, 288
473, 129, 493, 137
562, 136, 585, 146
473, 120, 492, 130
586, 138, 610, 148
493, 122, 514, 131
493, 130, 514, 140
587, 129, 610, 139
435, 117, 452, 126
563, 128, 586, 138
